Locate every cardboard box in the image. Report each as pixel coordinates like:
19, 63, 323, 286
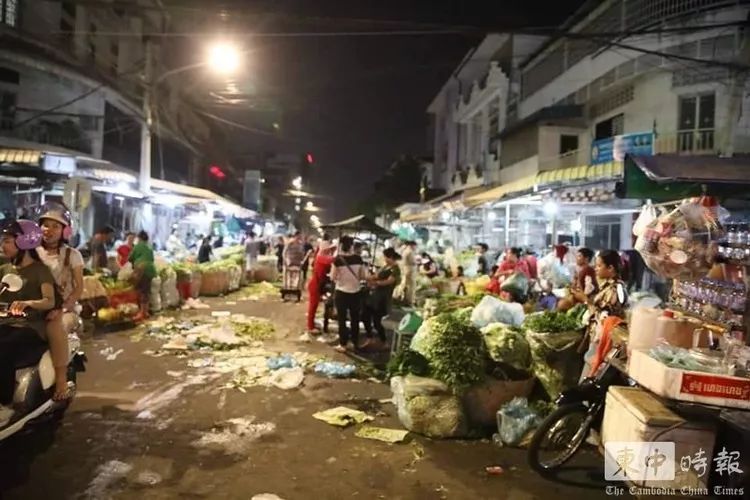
602, 386, 716, 490
628, 350, 750, 410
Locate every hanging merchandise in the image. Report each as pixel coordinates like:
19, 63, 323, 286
632, 202, 657, 237
635, 197, 726, 280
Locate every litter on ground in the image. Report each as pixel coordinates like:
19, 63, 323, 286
314, 361, 356, 378
312, 406, 374, 427
84, 460, 133, 499
191, 417, 276, 455
269, 367, 304, 390
355, 427, 409, 443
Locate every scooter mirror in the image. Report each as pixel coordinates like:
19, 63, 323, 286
0, 274, 23, 293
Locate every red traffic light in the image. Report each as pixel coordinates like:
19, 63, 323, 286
209, 165, 226, 179
306, 153, 314, 164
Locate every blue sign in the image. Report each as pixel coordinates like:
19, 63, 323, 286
591, 132, 653, 164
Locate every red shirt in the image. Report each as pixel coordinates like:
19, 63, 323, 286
525, 255, 538, 279
117, 244, 132, 267
312, 254, 335, 283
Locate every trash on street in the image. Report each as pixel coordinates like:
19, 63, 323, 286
312, 406, 374, 427
314, 361, 356, 378
355, 426, 409, 443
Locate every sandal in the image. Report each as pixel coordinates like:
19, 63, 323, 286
333, 345, 347, 353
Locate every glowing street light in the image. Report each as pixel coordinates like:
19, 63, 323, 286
207, 42, 242, 75
291, 176, 303, 190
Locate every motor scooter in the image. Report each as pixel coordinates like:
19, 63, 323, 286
0, 273, 87, 442
527, 343, 633, 476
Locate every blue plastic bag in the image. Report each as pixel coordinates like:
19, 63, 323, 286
314, 361, 356, 378
267, 354, 297, 370
497, 397, 541, 446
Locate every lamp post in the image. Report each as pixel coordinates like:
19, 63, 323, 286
139, 40, 242, 194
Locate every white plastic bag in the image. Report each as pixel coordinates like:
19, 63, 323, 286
470, 295, 525, 328
150, 276, 162, 312
633, 203, 657, 237
117, 262, 133, 282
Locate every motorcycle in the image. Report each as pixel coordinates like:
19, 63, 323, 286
527, 343, 633, 476
0, 273, 87, 442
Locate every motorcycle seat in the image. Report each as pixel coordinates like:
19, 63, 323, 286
13, 344, 48, 370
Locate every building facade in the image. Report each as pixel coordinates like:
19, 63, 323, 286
422, 0, 750, 251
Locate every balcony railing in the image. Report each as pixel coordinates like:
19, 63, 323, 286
535, 128, 731, 173
538, 148, 590, 172
655, 129, 717, 154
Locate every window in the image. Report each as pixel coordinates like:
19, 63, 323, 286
560, 135, 579, 155
0, 90, 16, 130
595, 113, 624, 140
0, 67, 19, 85
1, 0, 19, 27
678, 93, 715, 152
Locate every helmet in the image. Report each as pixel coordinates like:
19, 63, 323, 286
1, 219, 43, 250
37, 201, 73, 239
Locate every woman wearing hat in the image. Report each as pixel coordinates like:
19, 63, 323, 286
362, 247, 402, 351
0, 219, 60, 423
37, 202, 84, 400
305, 238, 337, 334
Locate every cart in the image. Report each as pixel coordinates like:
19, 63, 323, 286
281, 265, 303, 302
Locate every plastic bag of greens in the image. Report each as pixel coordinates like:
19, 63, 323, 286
481, 323, 531, 370
500, 272, 529, 300
497, 397, 541, 446
471, 295, 525, 328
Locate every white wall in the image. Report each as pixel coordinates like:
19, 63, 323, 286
500, 156, 538, 184
519, 6, 748, 120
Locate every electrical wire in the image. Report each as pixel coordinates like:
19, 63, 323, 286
47, 20, 747, 39
12, 84, 106, 128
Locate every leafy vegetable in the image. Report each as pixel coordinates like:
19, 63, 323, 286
482, 323, 531, 371
230, 318, 274, 341
387, 349, 431, 378
523, 311, 582, 333
414, 311, 486, 391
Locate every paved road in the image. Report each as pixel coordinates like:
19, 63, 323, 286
1, 292, 612, 500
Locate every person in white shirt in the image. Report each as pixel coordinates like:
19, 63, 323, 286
37, 202, 84, 401
330, 235, 366, 353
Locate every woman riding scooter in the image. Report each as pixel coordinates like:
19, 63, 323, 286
37, 202, 84, 401
0, 220, 59, 426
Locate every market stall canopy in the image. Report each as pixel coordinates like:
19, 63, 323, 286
463, 175, 537, 206
618, 154, 750, 201
320, 215, 394, 238
536, 161, 623, 186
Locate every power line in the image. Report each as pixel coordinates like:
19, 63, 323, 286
13, 84, 106, 129
47, 20, 747, 39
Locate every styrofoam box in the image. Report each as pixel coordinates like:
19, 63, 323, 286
602, 386, 716, 490
628, 349, 750, 410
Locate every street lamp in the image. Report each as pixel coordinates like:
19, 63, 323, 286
291, 176, 303, 190
207, 42, 241, 75
140, 40, 243, 194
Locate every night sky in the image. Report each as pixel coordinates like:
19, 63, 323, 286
170, 0, 586, 219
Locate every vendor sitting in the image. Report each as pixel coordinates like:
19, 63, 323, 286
557, 247, 598, 312
419, 252, 439, 279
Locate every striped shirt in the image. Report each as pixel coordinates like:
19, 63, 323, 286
331, 254, 366, 294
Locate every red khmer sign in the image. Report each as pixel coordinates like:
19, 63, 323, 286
680, 373, 750, 401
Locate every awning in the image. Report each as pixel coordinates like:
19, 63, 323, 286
0, 149, 42, 165
400, 207, 440, 223
321, 214, 393, 238
618, 154, 750, 201
151, 178, 219, 201
463, 175, 537, 205
535, 161, 623, 186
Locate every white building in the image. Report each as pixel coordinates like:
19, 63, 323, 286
0, 0, 218, 240
421, 0, 750, 251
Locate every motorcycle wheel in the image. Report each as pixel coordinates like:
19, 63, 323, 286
527, 403, 594, 476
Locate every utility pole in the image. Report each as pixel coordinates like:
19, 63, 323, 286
140, 37, 153, 194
